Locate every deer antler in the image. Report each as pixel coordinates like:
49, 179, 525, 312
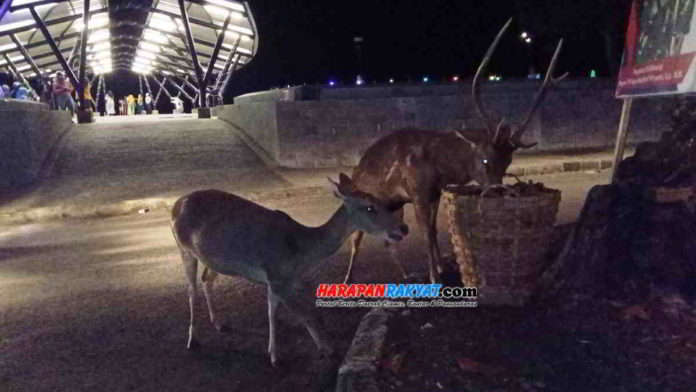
472, 18, 513, 141
511, 39, 569, 149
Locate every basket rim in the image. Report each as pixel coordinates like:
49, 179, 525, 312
442, 186, 561, 199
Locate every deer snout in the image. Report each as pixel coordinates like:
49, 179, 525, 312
386, 223, 409, 243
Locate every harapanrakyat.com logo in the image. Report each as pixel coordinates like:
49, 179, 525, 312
315, 283, 478, 308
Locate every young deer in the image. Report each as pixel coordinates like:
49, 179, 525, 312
170, 173, 408, 365
344, 18, 568, 284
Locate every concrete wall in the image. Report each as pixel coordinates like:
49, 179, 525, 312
0, 99, 72, 190
220, 80, 670, 168
217, 101, 279, 158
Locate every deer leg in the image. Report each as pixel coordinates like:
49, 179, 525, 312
180, 248, 199, 349
429, 199, 444, 271
385, 240, 408, 279
267, 285, 281, 366
271, 281, 333, 359
343, 231, 364, 284
413, 199, 440, 283
201, 267, 225, 332
384, 208, 408, 279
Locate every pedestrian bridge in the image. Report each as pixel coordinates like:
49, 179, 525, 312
0, 99, 286, 211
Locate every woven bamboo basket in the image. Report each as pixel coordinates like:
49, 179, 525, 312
442, 185, 561, 306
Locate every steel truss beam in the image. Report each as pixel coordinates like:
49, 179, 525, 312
29, 6, 80, 88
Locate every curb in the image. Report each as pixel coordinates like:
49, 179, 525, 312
507, 158, 613, 177
0, 186, 327, 226
336, 307, 396, 392
0, 158, 613, 226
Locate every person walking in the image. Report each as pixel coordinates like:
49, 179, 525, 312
172, 96, 183, 114
40, 75, 54, 109
145, 93, 152, 114
126, 94, 135, 115
83, 80, 95, 112
53, 72, 75, 115
135, 94, 143, 115
106, 90, 115, 116
10, 82, 29, 100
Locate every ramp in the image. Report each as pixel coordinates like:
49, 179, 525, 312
3, 118, 290, 212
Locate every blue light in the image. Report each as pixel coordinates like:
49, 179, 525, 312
423, 76, 429, 83
329, 80, 336, 86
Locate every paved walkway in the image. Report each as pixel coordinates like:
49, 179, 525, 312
1, 118, 288, 219
0, 117, 629, 224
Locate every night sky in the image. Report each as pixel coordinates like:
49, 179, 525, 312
223, 0, 633, 99
1, 0, 633, 106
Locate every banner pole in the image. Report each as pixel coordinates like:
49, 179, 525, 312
611, 97, 634, 183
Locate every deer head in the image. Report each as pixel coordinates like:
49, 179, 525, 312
328, 173, 409, 242
463, 18, 568, 185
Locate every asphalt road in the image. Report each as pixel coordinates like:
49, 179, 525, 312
0, 170, 609, 392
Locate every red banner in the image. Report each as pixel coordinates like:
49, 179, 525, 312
616, 0, 696, 97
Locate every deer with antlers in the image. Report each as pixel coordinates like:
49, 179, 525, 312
344, 18, 568, 284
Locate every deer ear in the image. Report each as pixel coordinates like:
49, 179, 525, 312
454, 131, 477, 149
327, 177, 345, 200
338, 173, 358, 193
329, 174, 358, 199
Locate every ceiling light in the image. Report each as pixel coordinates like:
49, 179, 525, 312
204, 5, 229, 17
88, 29, 110, 43
90, 42, 111, 52
149, 15, 176, 32
0, 20, 34, 33
0, 42, 17, 52
136, 50, 157, 60
205, 0, 245, 12
227, 25, 253, 36
73, 15, 109, 31
143, 29, 168, 44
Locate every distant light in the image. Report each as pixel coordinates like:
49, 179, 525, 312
525, 37, 532, 44
488, 75, 496, 81
423, 76, 429, 83
520, 32, 528, 39
329, 80, 336, 86
389, 78, 394, 84
495, 76, 502, 81
356, 75, 364, 85
452, 75, 459, 82
590, 69, 597, 78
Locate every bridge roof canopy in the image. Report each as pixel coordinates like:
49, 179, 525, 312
0, 0, 257, 80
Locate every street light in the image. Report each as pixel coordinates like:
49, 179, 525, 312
520, 32, 528, 39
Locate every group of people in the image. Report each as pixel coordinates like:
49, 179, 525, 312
2, 71, 157, 117
0, 81, 31, 100
109, 93, 153, 116
0, 72, 77, 112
